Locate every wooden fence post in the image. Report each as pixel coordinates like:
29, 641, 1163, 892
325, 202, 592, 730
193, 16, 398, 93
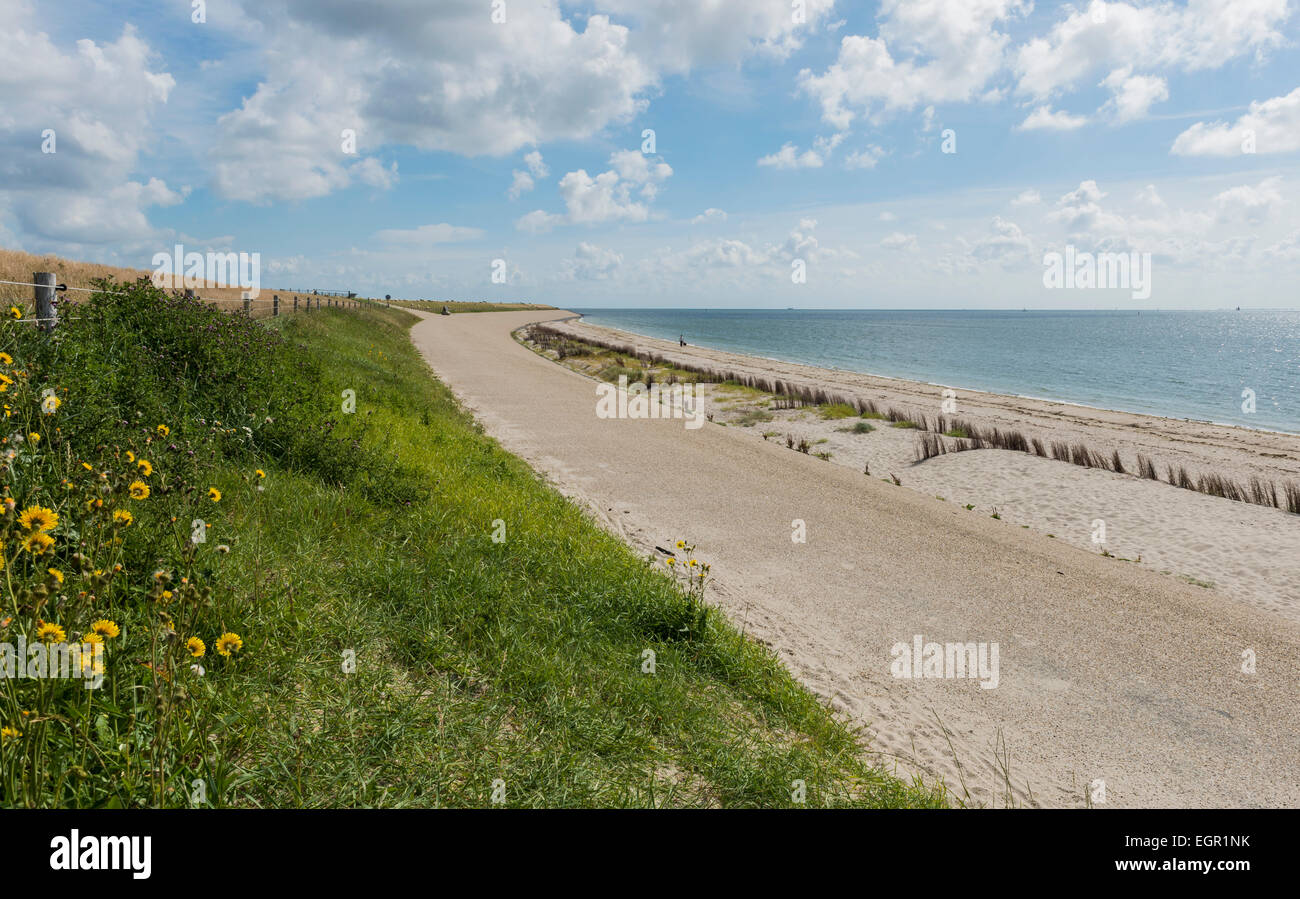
34, 272, 57, 333
273, 294, 279, 317
243, 292, 251, 316
294, 296, 298, 313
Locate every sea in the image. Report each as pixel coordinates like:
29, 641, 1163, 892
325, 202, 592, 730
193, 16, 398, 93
571, 308, 1300, 435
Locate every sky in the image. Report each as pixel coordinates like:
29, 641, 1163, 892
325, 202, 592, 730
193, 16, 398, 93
1, 0, 1298, 308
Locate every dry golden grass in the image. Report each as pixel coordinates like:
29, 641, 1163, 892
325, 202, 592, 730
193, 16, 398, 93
0, 247, 375, 319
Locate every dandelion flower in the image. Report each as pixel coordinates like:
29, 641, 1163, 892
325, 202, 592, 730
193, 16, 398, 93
18, 506, 58, 532
81, 462, 92, 471
125, 451, 135, 463
675, 540, 685, 550
8, 307, 20, 320
113, 509, 133, 526
27, 433, 38, 444
255, 469, 265, 479
83, 632, 104, 646
90, 620, 120, 639
156, 424, 170, 437
215, 632, 242, 657
186, 637, 205, 658
137, 459, 152, 476
47, 567, 63, 583
21, 532, 54, 555
665, 557, 675, 567
688, 559, 698, 568
0, 352, 11, 365
208, 487, 221, 503
35, 621, 65, 643
41, 395, 60, 414
128, 480, 150, 500
1, 726, 20, 741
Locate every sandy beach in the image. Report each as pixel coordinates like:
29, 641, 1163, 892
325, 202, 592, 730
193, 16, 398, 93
547, 316, 1300, 621
410, 308, 1300, 808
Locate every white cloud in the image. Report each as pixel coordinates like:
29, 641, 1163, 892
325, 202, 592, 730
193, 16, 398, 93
1099, 67, 1168, 123
1017, 106, 1089, 131
691, 208, 728, 224
798, 0, 1031, 128
1213, 177, 1284, 225
880, 231, 919, 251
845, 145, 886, 169
374, 223, 485, 245
1011, 189, 1042, 206
564, 242, 623, 280
1171, 86, 1300, 156
508, 170, 535, 200
1013, 0, 1288, 102
524, 151, 550, 179
0, 10, 181, 248
519, 149, 672, 228
969, 215, 1032, 262
758, 134, 845, 169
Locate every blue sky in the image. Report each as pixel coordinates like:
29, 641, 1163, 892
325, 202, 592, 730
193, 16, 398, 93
2, 0, 1298, 307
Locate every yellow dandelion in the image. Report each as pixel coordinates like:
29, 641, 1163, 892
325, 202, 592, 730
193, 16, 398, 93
255, 469, 265, 479
21, 532, 54, 555
156, 424, 170, 437
128, 480, 150, 500
208, 487, 221, 503
665, 557, 676, 567
215, 632, 242, 657
675, 540, 685, 549
112, 509, 133, 526
83, 632, 104, 646
137, 459, 152, 476
18, 506, 58, 532
688, 559, 698, 568
8, 307, 20, 320
47, 567, 63, 584
186, 637, 205, 658
41, 395, 60, 414
0, 726, 20, 741
27, 433, 38, 444
34, 621, 65, 643
125, 450, 135, 463
89, 620, 120, 639
0, 352, 11, 365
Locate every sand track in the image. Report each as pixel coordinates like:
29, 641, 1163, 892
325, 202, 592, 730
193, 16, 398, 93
408, 308, 1300, 808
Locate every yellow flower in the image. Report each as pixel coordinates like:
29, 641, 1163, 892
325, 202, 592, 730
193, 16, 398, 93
113, 509, 133, 526
90, 620, 120, 639
255, 469, 265, 479
18, 506, 58, 532
41, 395, 60, 414
186, 637, 205, 658
27, 433, 38, 444
675, 540, 685, 549
688, 559, 698, 568
125, 451, 134, 463
156, 424, 170, 437
81, 462, 92, 471
137, 459, 152, 476
83, 633, 104, 646
665, 558, 676, 567
35, 621, 65, 643
215, 632, 242, 657
8, 307, 21, 320
47, 567, 63, 584
128, 480, 150, 500
21, 532, 54, 555
161, 590, 172, 600
0, 726, 20, 741
0, 352, 11, 365
208, 487, 221, 503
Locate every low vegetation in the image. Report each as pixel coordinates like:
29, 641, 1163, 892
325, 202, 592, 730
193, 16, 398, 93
0, 280, 938, 808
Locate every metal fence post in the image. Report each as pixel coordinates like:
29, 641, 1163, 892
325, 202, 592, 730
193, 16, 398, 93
34, 272, 57, 333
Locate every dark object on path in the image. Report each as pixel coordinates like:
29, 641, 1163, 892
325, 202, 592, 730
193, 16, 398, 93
441, 305, 451, 315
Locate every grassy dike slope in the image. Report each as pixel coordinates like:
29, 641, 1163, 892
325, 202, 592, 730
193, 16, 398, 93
231, 305, 941, 807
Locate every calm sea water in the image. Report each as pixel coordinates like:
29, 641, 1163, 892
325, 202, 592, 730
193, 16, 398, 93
572, 309, 1300, 434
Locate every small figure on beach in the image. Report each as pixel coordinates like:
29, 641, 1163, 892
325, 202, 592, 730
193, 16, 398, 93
679, 333, 686, 347
441, 305, 450, 316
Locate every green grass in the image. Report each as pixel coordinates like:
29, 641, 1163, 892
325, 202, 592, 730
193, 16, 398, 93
838, 421, 875, 435
1, 283, 940, 808
890, 420, 920, 429
818, 403, 857, 420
